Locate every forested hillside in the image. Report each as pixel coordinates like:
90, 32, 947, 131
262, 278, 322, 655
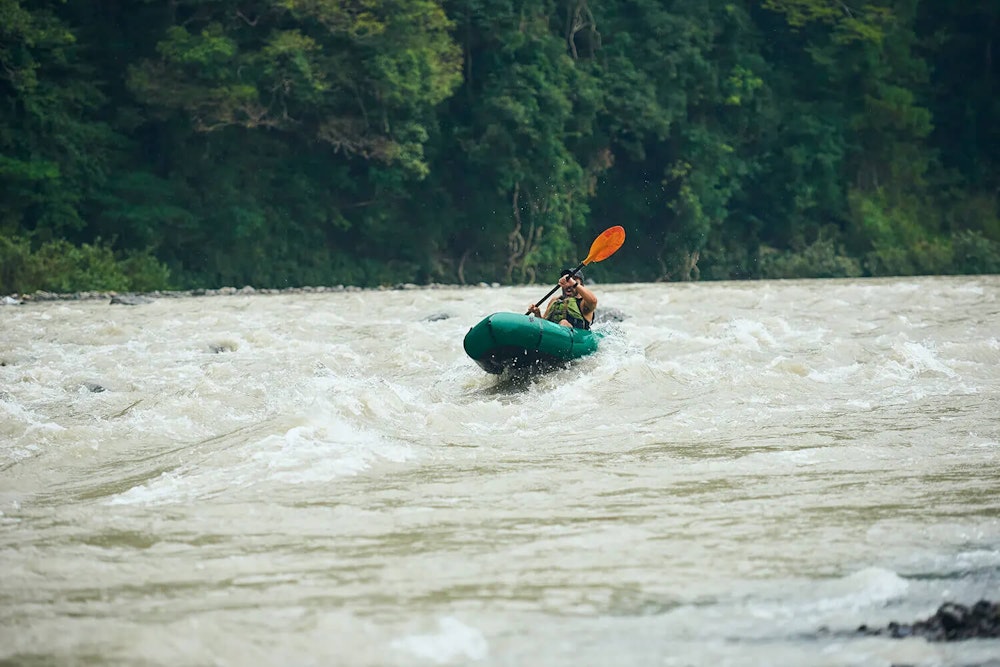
1, 0, 997, 293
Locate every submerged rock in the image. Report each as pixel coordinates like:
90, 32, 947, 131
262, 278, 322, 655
422, 312, 451, 322
110, 294, 153, 306
208, 341, 238, 354
594, 307, 628, 324
857, 600, 1000, 641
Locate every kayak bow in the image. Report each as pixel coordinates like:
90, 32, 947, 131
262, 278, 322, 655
463, 312, 601, 374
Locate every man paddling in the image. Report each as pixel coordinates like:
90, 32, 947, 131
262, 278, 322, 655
527, 269, 597, 329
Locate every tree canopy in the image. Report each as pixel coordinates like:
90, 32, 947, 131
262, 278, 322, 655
1, 0, 997, 293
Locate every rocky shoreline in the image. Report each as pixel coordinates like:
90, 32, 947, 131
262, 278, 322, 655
1, 282, 503, 306
1, 284, 632, 324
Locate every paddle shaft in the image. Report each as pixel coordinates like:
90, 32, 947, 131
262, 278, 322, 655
527, 261, 584, 315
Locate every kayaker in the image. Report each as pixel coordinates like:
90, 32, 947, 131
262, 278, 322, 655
527, 269, 597, 329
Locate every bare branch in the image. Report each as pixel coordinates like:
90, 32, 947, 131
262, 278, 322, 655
235, 9, 259, 26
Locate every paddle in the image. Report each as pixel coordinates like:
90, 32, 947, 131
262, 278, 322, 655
526, 225, 626, 315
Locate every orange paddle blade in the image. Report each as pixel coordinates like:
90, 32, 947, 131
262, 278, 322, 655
583, 226, 626, 265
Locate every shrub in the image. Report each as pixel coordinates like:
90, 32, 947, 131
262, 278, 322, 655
952, 230, 1000, 274
0, 235, 34, 295
760, 236, 863, 279
32, 240, 131, 293
0, 235, 172, 294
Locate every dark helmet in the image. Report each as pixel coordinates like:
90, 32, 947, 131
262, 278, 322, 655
560, 268, 585, 284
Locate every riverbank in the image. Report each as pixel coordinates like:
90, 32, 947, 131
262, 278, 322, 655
1, 282, 504, 305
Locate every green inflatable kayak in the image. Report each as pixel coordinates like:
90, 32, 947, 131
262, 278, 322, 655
463, 312, 601, 374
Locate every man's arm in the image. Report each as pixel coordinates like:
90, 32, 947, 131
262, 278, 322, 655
527, 298, 557, 318
576, 284, 597, 319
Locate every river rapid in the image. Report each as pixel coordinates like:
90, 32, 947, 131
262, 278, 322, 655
1, 276, 999, 666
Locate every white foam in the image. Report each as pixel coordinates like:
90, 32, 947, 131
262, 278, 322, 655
651, 567, 912, 645
106, 469, 190, 506
391, 617, 489, 663
807, 362, 862, 384
896, 341, 957, 378
0, 399, 64, 464
106, 413, 414, 505
727, 318, 778, 352
251, 419, 414, 484
809, 567, 911, 612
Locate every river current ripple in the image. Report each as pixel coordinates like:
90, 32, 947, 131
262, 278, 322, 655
1, 276, 999, 666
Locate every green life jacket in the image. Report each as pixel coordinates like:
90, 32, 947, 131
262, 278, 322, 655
547, 296, 592, 330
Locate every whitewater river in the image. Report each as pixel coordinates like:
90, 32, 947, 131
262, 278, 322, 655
2, 277, 999, 666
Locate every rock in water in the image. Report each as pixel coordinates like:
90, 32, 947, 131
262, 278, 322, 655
857, 600, 1000, 641
110, 294, 153, 306
594, 307, 628, 324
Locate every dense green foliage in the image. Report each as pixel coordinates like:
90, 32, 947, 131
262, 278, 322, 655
1, 0, 997, 293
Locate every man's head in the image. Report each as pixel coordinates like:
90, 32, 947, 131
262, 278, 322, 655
560, 268, 585, 284
560, 268, 584, 295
